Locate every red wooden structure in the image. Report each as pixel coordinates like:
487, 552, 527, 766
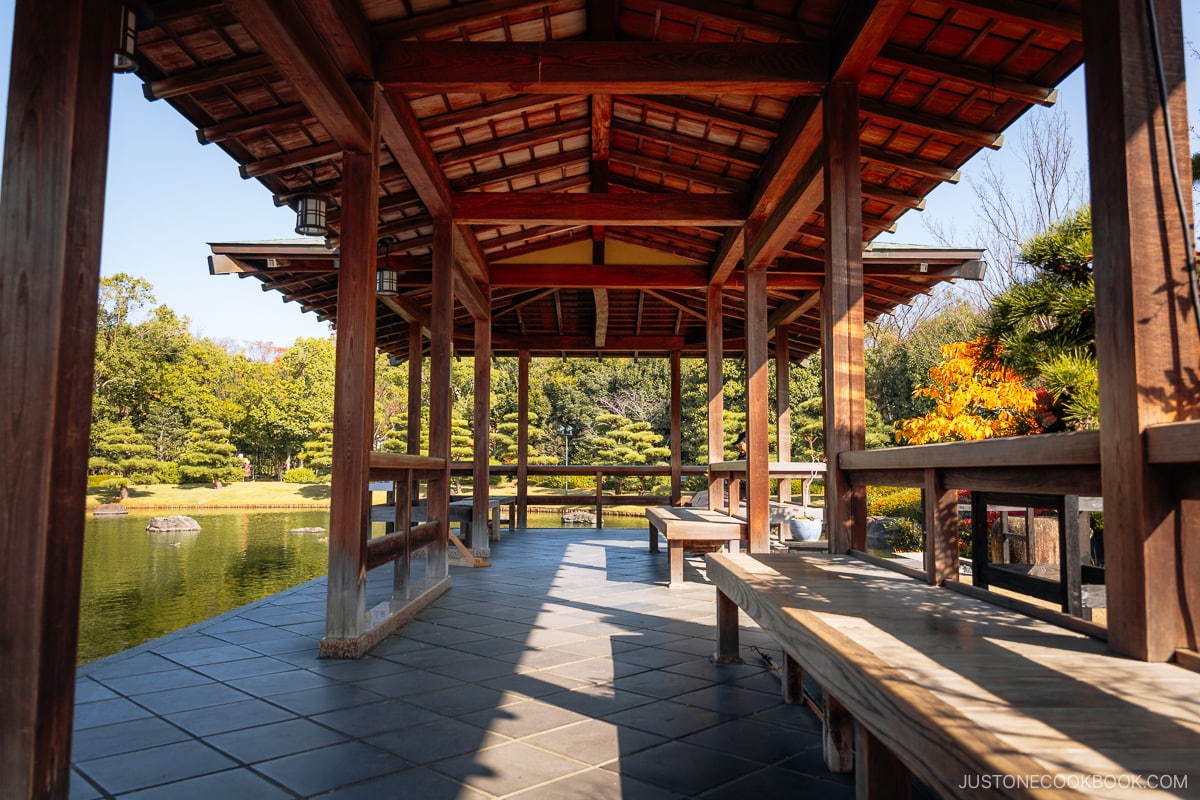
2, 1, 1197, 796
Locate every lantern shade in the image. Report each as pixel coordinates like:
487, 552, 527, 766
114, 5, 138, 73
376, 268, 400, 297
293, 194, 330, 237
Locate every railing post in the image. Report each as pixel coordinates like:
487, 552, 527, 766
923, 468, 958, 585
595, 470, 604, 528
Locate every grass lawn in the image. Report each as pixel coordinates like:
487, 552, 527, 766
87, 481, 332, 509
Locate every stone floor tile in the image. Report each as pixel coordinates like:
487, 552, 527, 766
322, 766, 488, 799
70, 769, 103, 800
261, 683, 386, 716
97, 667, 213, 697
81, 653, 180, 681
71, 716, 192, 762
522, 718, 667, 765
74, 677, 118, 704
508, 765, 684, 800
72, 698, 154, 731
226, 668, 337, 697
165, 697, 296, 737
75, 739, 236, 795
206, 717, 348, 763
189, 655, 296, 682
366, 717, 509, 764
430, 740, 587, 796
115, 768, 295, 800
254, 740, 407, 796
610, 668, 714, 700
602, 699, 733, 739
681, 717, 819, 765
157, 643, 263, 668
404, 683, 512, 718
696, 765, 854, 800
130, 682, 253, 716
312, 698, 442, 738
459, 698, 591, 739
602, 740, 760, 796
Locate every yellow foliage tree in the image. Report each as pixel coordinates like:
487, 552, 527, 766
894, 338, 1038, 445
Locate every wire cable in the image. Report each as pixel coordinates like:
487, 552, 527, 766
1145, 0, 1200, 339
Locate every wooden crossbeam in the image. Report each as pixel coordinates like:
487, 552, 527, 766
941, 0, 1081, 40
437, 120, 591, 168
197, 103, 312, 144
861, 146, 960, 183
878, 44, 1058, 107
143, 53, 276, 100
423, 94, 565, 137
490, 264, 708, 288
861, 99, 1004, 149
453, 192, 747, 226
376, 42, 829, 94
239, 142, 342, 179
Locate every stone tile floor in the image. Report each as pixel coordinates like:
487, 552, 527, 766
71, 527, 858, 799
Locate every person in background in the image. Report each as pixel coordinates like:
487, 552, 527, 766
734, 431, 747, 460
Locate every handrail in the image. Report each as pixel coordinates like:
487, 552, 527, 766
839, 430, 1100, 471
1145, 419, 1200, 463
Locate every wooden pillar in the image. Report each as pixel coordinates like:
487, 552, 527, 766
745, 261, 770, 553
517, 349, 530, 527
776, 324, 792, 502
707, 285, 725, 511
325, 85, 380, 642
471, 306, 492, 552
427, 220, 454, 578
0, 1, 117, 793
670, 350, 682, 505
407, 326, 423, 455
1084, 0, 1199, 660
821, 81, 867, 554
714, 588, 742, 663
923, 468, 959, 585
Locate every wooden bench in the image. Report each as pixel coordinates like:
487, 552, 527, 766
646, 507, 746, 587
708, 552, 1200, 798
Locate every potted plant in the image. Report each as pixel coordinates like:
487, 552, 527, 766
787, 515, 823, 541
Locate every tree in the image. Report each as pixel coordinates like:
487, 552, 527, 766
302, 421, 334, 477
894, 338, 1038, 444
178, 418, 243, 487
587, 413, 671, 494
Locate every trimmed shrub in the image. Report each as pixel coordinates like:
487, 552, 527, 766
883, 517, 925, 552
867, 486, 923, 522
283, 467, 317, 483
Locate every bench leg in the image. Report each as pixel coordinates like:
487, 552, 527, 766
669, 541, 684, 586
855, 724, 911, 799
648, 523, 660, 553
490, 508, 501, 542
823, 693, 854, 774
782, 651, 802, 705
714, 588, 742, 663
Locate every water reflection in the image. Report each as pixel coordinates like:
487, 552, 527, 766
79, 509, 330, 663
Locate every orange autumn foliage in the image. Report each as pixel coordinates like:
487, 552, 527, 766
894, 338, 1038, 445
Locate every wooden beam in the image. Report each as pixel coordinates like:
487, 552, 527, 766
877, 44, 1058, 107
776, 326, 792, 497
941, 0, 1082, 40
427, 220, 454, 578
197, 103, 311, 144
591, 93, 612, 194
295, 0, 373, 78
453, 271, 489, 322
593, 288, 609, 348
453, 193, 747, 226
648, 0, 812, 41
644, 289, 706, 321
453, 152, 587, 192
142, 53, 276, 100
239, 141, 342, 179
377, 42, 829, 94
708, 285, 725, 508
423, 94, 565, 137
0, 0, 115, 793
223, 0, 372, 151
745, 261, 770, 552
324, 83, 379, 644
438, 119, 590, 169
491, 263, 708, 288
830, 0, 914, 82
861, 146, 960, 183
376, 0, 547, 39
1084, 0, 1199, 661
822, 81, 867, 555
861, 99, 1004, 149
472, 305, 492, 552
379, 294, 430, 332
670, 350, 682, 504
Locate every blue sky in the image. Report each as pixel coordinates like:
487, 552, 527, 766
1, 4, 1198, 348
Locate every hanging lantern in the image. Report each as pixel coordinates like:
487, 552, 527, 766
114, 5, 138, 73
376, 237, 399, 297
293, 194, 330, 237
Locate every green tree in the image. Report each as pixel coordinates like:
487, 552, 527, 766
178, 418, 243, 487
303, 421, 334, 476
587, 413, 671, 494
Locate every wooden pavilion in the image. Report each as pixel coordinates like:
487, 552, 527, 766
2, 0, 1198, 796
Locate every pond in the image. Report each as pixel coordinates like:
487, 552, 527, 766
80, 509, 331, 664
80, 507, 647, 663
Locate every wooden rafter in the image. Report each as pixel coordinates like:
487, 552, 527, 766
453, 192, 747, 226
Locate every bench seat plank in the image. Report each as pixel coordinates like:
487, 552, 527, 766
708, 552, 1200, 798
647, 507, 746, 587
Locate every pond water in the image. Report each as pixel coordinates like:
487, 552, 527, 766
80, 507, 647, 663
80, 509, 331, 664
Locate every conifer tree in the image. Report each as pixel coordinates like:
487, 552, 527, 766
178, 418, 243, 487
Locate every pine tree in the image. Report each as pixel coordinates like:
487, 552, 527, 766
302, 421, 334, 476
178, 418, 243, 487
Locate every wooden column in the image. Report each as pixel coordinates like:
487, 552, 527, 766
0, 1, 117, 793
1084, 0, 1199, 660
427, 219, 454, 578
821, 81, 867, 554
407, 325, 423, 455
517, 349, 530, 527
325, 85, 380, 643
471, 305, 492, 552
669, 349, 682, 505
706, 285, 725, 511
745, 261, 770, 552
923, 468, 959, 585
776, 325, 792, 502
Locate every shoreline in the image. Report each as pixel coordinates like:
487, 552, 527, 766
87, 502, 649, 518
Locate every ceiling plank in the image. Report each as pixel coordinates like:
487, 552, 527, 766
646, 0, 812, 41
142, 53, 276, 100
768, 292, 821, 331
861, 99, 1004, 149
613, 119, 765, 168
616, 151, 747, 193
376, 42, 829, 94
239, 141, 342, 178
453, 152, 589, 192
197, 104, 312, 144
438, 120, 590, 168
454, 193, 747, 226
940, 0, 1081, 40
861, 146, 960, 183
222, 0, 372, 151
375, 0, 548, 39
877, 44, 1058, 106
491, 264, 709, 288
380, 294, 430, 332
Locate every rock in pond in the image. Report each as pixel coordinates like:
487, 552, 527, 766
289, 527, 326, 534
146, 515, 201, 532
561, 510, 597, 524
93, 504, 128, 516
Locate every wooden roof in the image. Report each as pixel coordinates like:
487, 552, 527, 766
130, 0, 1082, 359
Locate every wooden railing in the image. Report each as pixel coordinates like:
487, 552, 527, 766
448, 462, 708, 527
369, 451, 446, 596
